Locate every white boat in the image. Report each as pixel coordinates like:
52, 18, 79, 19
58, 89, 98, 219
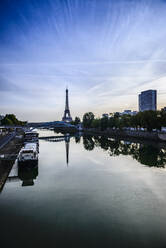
24, 131, 39, 143
18, 143, 38, 166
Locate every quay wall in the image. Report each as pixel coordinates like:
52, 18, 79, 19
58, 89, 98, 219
83, 128, 166, 142
0, 133, 23, 192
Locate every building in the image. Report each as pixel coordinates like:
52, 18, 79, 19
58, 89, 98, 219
121, 110, 138, 116
132, 111, 138, 116
123, 110, 132, 115
161, 107, 166, 112
102, 113, 109, 118
138, 90, 157, 112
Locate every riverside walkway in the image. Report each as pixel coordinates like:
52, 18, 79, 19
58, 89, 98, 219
0, 132, 23, 192
0, 132, 16, 150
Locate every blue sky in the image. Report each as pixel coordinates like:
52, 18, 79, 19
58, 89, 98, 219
1, 0, 166, 121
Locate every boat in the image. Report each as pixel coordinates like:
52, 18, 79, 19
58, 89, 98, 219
24, 131, 39, 143
18, 143, 38, 166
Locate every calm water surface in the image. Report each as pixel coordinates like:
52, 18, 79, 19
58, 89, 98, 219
1, 130, 166, 248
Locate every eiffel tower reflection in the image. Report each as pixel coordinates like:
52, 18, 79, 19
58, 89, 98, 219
65, 135, 70, 166
41, 134, 71, 166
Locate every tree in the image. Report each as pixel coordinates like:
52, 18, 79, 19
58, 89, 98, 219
1, 114, 25, 126
160, 110, 166, 127
2, 118, 13, 125
139, 111, 160, 131
121, 114, 131, 128
91, 118, 101, 129
83, 112, 94, 128
108, 117, 114, 128
130, 111, 162, 131
74, 116, 81, 125
100, 116, 108, 130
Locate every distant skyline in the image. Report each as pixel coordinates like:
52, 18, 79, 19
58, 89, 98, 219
1, 0, 166, 121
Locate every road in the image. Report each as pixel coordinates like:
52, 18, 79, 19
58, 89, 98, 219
0, 132, 16, 150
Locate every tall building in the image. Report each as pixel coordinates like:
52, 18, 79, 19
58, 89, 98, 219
138, 90, 157, 112
161, 107, 166, 112
62, 88, 72, 122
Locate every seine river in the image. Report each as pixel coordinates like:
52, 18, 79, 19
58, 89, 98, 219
1, 130, 166, 247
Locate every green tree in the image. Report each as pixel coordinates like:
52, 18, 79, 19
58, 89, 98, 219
108, 117, 114, 128
74, 116, 81, 125
83, 112, 94, 128
2, 118, 13, 125
140, 111, 160, 131
160, 110, 166, 127
91, 118, 101, 128
121, 115, 131, 128
100, 116, 108, 131
1, 114, 25, 126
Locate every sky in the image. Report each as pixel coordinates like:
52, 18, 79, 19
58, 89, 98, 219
1, 0, 166, 122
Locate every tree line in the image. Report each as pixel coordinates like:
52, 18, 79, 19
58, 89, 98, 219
81, 110, 166, 132
1, 114, 27, 126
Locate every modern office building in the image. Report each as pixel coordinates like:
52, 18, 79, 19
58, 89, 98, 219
138, 90, 157, 112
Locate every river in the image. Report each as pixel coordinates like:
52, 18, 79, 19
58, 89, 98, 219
1, 130, 166, 247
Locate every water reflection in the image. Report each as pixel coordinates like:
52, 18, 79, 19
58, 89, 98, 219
83, 135, 166, 168
43, 133, 72, 166
2, 130, 166, 247
83, 136, 94, 151
18, 165, 38, 186
74, 134, 81, 143
65, 135, 70, 165
43, 132, 166, 168
7, 161, 39, 187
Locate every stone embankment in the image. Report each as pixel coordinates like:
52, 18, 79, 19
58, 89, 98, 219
84, 128, 166, 142
0, 133, 23, 192
54, 126, 77, 133
0, 132, 16, 150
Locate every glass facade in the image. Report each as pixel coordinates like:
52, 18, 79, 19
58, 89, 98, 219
139, 90, 157, 111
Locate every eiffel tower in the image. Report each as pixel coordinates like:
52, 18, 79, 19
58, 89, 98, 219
62, 88, 72, 122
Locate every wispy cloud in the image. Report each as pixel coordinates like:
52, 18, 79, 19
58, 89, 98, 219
1, 0, 166, 121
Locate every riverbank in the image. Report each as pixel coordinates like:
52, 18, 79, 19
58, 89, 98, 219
54, 126, 77, 133
84, 128, 166, 142
0, 133, 23, 192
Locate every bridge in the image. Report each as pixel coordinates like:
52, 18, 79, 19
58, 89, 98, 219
28, 121, 76, 128
39, 135, 71, 142
0, 125, 27, 130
